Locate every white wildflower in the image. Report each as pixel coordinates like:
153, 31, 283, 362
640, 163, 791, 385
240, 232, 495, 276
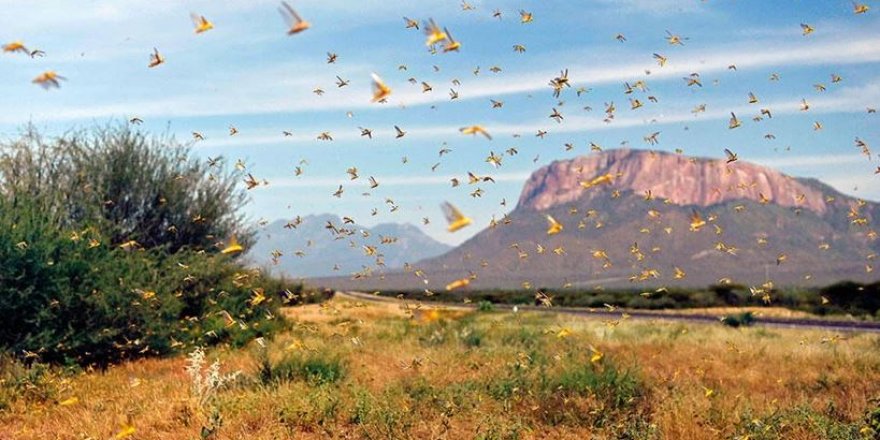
185, 347, 241, 408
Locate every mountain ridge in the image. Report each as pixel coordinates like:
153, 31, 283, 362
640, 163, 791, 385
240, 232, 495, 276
247, 214, 451, 278
314, 149, 879, 291
517, 148, 834, 215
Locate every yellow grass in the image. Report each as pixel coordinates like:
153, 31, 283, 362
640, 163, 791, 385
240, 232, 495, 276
650, 306, 816, 319
2, 297, 879, 439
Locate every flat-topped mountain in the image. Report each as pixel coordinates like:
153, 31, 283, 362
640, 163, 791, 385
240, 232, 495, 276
324, 149, 879, 290
519, 149, 830, 214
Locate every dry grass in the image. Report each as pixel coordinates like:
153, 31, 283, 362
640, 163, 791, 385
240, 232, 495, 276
649, 306, 816, 319
2, 297, 879, 440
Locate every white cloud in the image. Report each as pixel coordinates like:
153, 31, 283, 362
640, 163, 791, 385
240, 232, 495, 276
443, 34, 880, 104
823, 172, 880, 201
266, 170, 531, 189
189, 76, 880, 152
485, 78, 880, 136
6, 31, 880, 125
590, 0, 708, 15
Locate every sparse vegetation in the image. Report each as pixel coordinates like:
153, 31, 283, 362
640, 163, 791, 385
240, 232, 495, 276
261, 351, 346, 385
2, 297, 878, 439
374, 282, 880, 321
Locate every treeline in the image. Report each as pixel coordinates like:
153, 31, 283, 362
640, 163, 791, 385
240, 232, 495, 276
374, 281, 880, 320
0, 124, 307, 367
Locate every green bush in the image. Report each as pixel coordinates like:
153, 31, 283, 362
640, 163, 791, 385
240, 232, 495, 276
0, 125, 302, 367
549, 361, 643, 409
733, 405, 863, 440
864, 397, 880, 438
376, 284, 874, 320
0, 124, 251, 252
262, 351, 346, 386
458, 326, 483, 348
721, 312, 756, 328
0, 355, 61, 410
477, 300, 495, 312
814, 281, 880, 317
0, 199, 287, 366
482, 346, 648, 429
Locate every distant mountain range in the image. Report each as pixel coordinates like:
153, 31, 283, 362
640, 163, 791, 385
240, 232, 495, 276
247, 214, 451, 278
316, 149, 879, 291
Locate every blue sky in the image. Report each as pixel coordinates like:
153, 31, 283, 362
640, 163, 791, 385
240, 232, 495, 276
1, 0, 878, 245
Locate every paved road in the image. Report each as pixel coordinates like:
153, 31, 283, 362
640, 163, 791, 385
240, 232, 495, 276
336, 291, 880, 334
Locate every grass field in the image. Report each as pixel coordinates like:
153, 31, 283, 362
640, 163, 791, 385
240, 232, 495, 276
2, 297, 880, 439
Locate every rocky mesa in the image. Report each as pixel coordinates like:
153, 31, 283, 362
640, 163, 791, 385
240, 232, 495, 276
518, 149, 830, 215
328, 149, 878, 291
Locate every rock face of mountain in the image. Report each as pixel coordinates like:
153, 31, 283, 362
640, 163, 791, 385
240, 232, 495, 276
247, 214, 451, 278
325, 149, 879, 291
519, 149, 830, 214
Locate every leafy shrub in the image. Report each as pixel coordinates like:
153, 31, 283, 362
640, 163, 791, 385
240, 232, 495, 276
474, 417, 527, 440
549, 361, 643, 409
0, 200, 288, 365
0, 125, 303, 366
0, 124, 251, 252
733, 405, 863, 440
349, 387, 374, 425
864, 397, 880, 438
0, 355, 61, 410
721, 312, 755, 328
815, 281, 880, 317
458, 326, 483, 347
261, 351, 346, 385
374, 283, 877, 319
477, 300, 495, 312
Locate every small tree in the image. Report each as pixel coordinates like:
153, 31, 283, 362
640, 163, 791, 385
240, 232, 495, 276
0, 123, 253, 252
0, 124, 288, 366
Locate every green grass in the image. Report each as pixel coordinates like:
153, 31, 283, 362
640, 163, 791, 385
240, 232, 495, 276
733, 404, 866, 440
259, 350, 346, 386
0, 356, 61, 410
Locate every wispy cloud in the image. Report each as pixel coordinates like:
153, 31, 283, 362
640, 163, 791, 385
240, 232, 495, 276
823, 172, 880, 201
266, 170, 531, 189
6, 31, 879, 125
589, 0, 709, 15
188, 75, 880, 152
441, 33, 880, 104
486, 78, 880, 136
